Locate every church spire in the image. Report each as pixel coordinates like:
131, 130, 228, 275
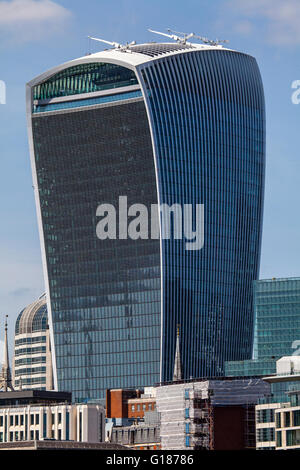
0, 315, 14, 392
173, 324, 182, 382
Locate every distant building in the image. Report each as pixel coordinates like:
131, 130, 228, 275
255, 356, 300, 450
106, 387, 157, 421
156, 378, 270, 450
0, 390, 105, 444
225, 277, 300, 378
109, 411, 160, 450
13, 295, 53, 391
106, 387, 160, 450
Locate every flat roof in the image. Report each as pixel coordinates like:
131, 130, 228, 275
0, 440, 127, 450
0, 390, 72, 405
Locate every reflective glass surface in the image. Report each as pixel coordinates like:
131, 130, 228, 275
33, 90, 142, 114
33, 63, 138, 100
225, 277, 300, 378
139, 49, 265, 380
32, 90, 161, 400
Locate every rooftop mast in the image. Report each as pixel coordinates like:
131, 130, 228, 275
0, 315, 14, 392
88, 36, 136, 51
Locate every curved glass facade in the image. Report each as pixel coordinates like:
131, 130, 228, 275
138, 49, 265, 380
33, 63, 138, 100
30, 64, 161, 400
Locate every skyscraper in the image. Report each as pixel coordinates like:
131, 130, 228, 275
27, 39, 265, 401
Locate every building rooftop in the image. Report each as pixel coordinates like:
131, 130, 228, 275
0, 440, 127, 451
0, 390, 72, 407
27, 41, 235, 89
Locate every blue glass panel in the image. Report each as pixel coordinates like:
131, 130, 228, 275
33, 90, 142, 113
139, 49, 265, 381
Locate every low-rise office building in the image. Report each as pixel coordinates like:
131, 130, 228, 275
106, 387, 160, 449
0, 391, 105, 444
256, 356, 300, 450
109, 411, 160, 450
106, 387, 156, 421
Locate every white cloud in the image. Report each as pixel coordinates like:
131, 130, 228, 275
0, 0, 72, 42
228, 0, 300, 45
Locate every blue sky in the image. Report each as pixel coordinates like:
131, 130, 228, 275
0, 0, 300, 348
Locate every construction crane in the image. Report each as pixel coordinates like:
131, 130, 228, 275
148, 28, 194, 44
88, 36, 136, 51
148, 28, 229, 47
192, 34, 229, 46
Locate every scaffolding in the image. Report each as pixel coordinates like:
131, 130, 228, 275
156, 378, 270, 450
244, 402, 256, 449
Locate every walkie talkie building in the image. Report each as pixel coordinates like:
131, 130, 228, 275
27, 41, 265, 401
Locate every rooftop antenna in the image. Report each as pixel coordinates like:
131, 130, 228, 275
193, 34, 229, 46
148, 28, 194, 44
88, 36, 136, 52
167, 28, 195, 43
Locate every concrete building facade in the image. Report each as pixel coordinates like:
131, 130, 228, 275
0, 402, 105, 443
255, 356, 300, 450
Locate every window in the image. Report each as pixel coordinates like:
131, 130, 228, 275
257, 428, 275, 442
66, 411, 70, 441
43, 413, 47, 438
276, 431, 282, 448
15, 415, 19, 426
276, 413, 281, 428
293, 410, 300, 427
131, 405, 135, 411
10, 416, 14, 426
286, 429, 300, 447
30, 415, 34, 426
36, 414, 39, 425
284, 412, 290, 428
143, 404, 146, 411
257, 409, 275, 424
